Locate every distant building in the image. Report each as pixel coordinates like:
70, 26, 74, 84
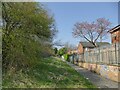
67, 49, 78, 55
109, 25, 120, 44
78, 42, 110, 54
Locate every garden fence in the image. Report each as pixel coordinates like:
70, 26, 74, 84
69, 43, 120, 65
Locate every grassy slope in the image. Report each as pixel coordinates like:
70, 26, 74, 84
3, 57, 96, 88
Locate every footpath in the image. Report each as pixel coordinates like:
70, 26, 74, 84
61, 58, 119, 89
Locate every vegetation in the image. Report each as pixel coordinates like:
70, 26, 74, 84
57, 47, 67, 57
72, 18, 111, 46
2, 2, 96, 88
2, 2, 57, 73
3, 57, 96, 88
63, 54, 69, 61
53, 47, 58, 55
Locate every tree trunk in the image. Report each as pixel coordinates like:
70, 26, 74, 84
90, 41, 97, 47
100, 35, 102, 42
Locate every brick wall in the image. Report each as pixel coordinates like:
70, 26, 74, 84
111, 30, 120, 44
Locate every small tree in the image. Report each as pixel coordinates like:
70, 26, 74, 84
53, 47, 58, 55
57, 47, 67, 57
72, 18, 111, 46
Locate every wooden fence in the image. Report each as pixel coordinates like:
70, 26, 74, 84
69, 43, 120, 65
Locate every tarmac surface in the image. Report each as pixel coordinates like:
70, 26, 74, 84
61, 58, 119, 89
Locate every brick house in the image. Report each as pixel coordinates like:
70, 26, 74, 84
77, 42, 110, 54
109, 25, 120, 44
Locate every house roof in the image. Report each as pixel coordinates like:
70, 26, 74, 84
108, 24, 120, 33
79, 42, 110, 48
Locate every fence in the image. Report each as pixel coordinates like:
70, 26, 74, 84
69, 43, 120, 66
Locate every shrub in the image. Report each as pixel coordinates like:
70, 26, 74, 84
63, 54, 69, 61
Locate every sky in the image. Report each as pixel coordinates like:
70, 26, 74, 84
42, 2, 118, 47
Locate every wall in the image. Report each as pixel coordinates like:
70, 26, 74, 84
78, 43, 84, 54
80, 43, 119, 65
111, 30, 120, 44
70, 43, 120, 82
77, 62, 120, 82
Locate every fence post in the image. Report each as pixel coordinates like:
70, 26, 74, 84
115, 43, 116, 64
99, 47, 100, 64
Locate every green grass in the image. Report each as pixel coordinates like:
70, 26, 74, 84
3, 57, 97, 88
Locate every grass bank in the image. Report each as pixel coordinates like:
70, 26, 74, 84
3, 57, 96, 88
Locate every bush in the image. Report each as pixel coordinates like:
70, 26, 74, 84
2, 2, 57, 74
2, 30, 54, 73
63, 54, 69, 61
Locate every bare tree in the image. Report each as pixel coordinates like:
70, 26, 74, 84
72, 18, 111, 46
52, 40, 64, 46
64, 42, 76, 50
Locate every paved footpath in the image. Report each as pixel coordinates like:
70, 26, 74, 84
61, 58, 120, 89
